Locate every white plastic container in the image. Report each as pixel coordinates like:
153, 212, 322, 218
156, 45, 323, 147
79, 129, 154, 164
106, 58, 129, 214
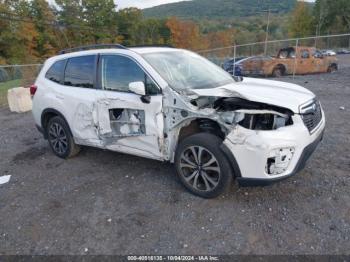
7, 87, 32, 113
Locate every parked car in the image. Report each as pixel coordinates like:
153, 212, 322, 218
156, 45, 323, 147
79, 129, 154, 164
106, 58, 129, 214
32, 44, 325, 198
321, 49, 337, 56
222, 57, 249, 76
337, 49, 350, 54
239, 46, 338, 77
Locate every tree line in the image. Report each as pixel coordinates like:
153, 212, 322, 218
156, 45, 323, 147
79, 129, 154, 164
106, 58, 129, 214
289, 0, 350, 38
0, 0, 349, 65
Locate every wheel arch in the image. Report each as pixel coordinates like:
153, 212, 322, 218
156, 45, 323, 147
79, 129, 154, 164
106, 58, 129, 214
272, 63, 287, 75
175, 118, 242, 178
177, 118, 226, 142
41, 108, 73, 139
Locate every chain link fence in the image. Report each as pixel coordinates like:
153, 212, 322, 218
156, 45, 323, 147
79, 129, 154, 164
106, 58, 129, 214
0, 64, 42, 107
0, 33, 350, 108
198, 33, 350, 78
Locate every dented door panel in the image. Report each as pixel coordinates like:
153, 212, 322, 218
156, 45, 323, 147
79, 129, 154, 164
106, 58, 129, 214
95, 93, 164, 159
109, 108, 146, 136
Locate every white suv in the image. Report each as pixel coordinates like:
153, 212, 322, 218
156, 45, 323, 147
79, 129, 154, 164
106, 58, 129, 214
32, 44, 325, 198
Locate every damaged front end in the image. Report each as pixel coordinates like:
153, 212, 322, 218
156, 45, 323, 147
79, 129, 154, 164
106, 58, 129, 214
163, 85, 296, 173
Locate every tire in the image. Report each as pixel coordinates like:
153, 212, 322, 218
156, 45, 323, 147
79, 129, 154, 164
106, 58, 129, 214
175, 133, 233, 198
46, 116, 80, 159
327, 64, 337, 73
272, 68, 283, 77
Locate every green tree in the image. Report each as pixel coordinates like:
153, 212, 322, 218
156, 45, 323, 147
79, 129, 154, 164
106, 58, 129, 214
55, 0, 85, 46
314, 0, 350, 33
0, 0, 39, 63
0, 0, 12, 64
31, 0, 59, 58
288, 2, 314, 38
82, 0, 118, 43
134, 18, 171, 45
116, 8, 143, 46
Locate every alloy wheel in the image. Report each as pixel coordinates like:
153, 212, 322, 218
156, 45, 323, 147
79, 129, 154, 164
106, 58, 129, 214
179, 146, 221, 192
48, 122, 68, 155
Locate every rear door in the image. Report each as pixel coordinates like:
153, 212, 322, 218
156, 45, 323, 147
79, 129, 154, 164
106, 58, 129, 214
44, 55, 103, 145
95, 54, 164, 160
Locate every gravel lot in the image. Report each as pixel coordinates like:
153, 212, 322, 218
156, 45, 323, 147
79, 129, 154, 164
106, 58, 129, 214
0, 55, 349, 255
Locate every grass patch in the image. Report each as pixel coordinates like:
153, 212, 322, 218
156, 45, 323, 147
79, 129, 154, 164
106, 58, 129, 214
0, 79, 22, 106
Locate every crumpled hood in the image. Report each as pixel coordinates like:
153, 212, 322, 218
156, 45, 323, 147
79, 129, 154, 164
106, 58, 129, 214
191, 77, 315, 113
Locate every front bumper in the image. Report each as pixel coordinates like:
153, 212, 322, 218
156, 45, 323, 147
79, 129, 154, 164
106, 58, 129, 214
236, 128, 324, 186
222, 113, 325, 186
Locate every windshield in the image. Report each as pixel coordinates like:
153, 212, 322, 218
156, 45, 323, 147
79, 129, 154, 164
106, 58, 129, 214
142, 50, 234, 90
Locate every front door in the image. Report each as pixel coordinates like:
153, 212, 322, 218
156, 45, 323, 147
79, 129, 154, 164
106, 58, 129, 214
95, 54, 164, 160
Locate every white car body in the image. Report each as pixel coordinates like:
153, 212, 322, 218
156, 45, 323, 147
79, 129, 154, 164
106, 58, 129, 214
32, 46, 325, 192
322, 50, 337, 56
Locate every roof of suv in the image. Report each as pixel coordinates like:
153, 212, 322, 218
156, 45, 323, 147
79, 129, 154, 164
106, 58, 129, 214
130, 47, 178, 54
64, 46, 176, 55
49, 47, 179, 62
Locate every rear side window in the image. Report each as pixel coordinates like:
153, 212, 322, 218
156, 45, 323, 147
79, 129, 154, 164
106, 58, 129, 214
64, 56, 95, 88
45, 60, 66, 83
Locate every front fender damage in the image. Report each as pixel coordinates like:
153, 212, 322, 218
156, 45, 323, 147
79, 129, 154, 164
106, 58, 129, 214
162, 86, 294, 162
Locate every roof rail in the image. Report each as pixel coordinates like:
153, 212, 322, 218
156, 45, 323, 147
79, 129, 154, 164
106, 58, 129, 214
58, 44, 127, 55
128, 44, 174, 48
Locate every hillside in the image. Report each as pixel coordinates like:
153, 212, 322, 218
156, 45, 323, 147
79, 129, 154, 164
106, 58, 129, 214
143, 0, 297, 20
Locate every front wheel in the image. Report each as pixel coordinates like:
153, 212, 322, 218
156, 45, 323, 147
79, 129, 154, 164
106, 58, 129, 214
175, 133, 233, 198
327, 64, 337, 73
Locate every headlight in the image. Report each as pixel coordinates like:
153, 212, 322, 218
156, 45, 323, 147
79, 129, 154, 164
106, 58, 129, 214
239, 113, 293, 130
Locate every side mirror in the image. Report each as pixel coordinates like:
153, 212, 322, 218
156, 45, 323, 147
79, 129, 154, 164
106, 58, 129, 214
128, 81, 150, 104
129, 81, 146, 96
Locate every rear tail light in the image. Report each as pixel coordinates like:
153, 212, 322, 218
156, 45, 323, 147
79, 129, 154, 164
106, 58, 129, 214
29, 84, 37, 96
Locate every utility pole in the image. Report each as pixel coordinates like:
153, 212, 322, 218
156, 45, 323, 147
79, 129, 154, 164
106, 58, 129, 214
256, 8, 276, 55
315, 11, 322, 48
315, 24, 318, 48
264, 9, 271, 56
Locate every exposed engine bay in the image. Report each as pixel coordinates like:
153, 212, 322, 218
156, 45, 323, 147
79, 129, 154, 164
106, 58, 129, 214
190, 96, 294, 131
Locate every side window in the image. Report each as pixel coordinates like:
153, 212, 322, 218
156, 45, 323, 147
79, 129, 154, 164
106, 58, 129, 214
100, 55, 160, 95
64, 56, 95, 88
45, 60, 66, 84
313, 50, 323, 58
301, 50, 310, 59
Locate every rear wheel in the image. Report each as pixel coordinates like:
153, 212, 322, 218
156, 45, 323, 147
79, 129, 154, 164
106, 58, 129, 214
46, 116, 80, 159
175, 133, 233, 198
